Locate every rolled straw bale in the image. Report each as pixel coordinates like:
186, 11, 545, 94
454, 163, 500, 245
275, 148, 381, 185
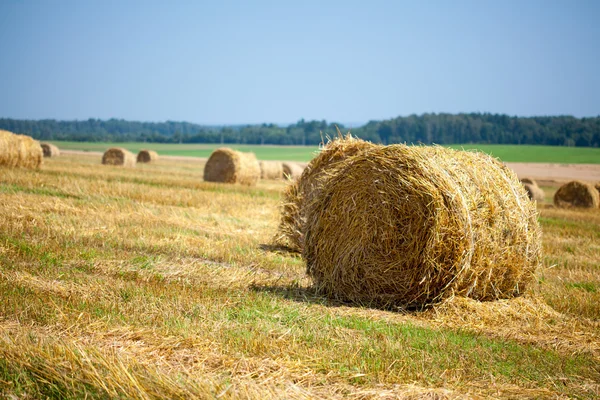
520, 177, 537, 187
136, 149, 159, 163
0, 130, 43, 169
259, 160, 284, 180
553, 180, 599, 209
275, 134, 378, 252
203, 147, 260, 186
595, 183, 600, 196
282, 162, 305, 180
41, 143, 60, 158
523, 183, 545, 202
102, 147, 136, 167
303, 145, 541, 307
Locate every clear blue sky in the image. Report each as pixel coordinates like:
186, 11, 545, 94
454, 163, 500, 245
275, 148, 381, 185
1, 0, 598, 125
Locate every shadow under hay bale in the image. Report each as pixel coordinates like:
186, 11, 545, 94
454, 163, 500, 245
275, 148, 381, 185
41, 143, 60, 158
523, 183, 545, 202
303, 145, 541, 308
275, 134, 379, 252
520, 177, 538, 187
102, 147, 136, 167
203, 147, 260, 186
0, 130, 43, 169
259, 160, 283, 180
282, 162, 304, 180
553, 180, 599, 209
136, 149, 158, 163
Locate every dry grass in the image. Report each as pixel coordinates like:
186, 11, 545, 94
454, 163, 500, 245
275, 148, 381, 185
203, 147, 261, 186
0, 152, 598, 399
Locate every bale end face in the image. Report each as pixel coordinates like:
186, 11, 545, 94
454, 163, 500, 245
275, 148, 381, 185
137, 150, 158, 163
102, 147, 136, 167
553, 181, 599, 209
41, 143, 60, 158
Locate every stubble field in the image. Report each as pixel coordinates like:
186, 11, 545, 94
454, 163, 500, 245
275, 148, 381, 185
0, 153, 599, 399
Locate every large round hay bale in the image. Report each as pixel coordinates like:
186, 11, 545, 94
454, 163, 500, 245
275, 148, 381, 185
282, 162, 305, 180
102, 147, 136, 167
41, 143, 60, 158
523, 183, 545, 202
136, 149, 159, 163
303, 145, 541, 307
553, 181, 599, 209
203, 148, 260, 186
275, 134, 378, 252
0, 130, 43, 169
520, 177, 537, 187
259, 160, 283, 179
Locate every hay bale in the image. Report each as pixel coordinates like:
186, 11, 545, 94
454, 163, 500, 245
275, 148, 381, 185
282, 162, 305, 180
303, 145, 541, 307
275, 134, 379, 252
41, 143, 60, 158
136, 149, 159, 163
520, 177, 537, 187
553, 180, 599, 209
259, 160, 284, 180
102, 147, 136, 167
203, 147, 260, 186
0, 130, 43, 169
523, 183, 545, 202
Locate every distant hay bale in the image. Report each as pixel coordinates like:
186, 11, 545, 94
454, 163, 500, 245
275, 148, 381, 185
203, 147, 260, 186
102, 147, 136, 167
303, 145, 541, 307
553, 180, 599, 209
136, 149, 159, 163
523, 183, 545, 202
41, 143, 60, 158
0, 130, 43, 169
282, 162, 305, 180
259, 160, 283, 180
520, 177, 537, 187
275, 134, 378, 252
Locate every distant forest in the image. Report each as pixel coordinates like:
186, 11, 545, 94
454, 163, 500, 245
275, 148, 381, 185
1, 113, 599, 147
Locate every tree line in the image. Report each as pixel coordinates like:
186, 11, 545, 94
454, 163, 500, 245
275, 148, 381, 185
1, 113, 599, 147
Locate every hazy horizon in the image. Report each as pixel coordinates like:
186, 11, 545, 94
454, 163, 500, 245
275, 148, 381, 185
1, 1, 599, 124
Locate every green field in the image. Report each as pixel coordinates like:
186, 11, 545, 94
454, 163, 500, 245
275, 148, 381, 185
49, 141, 600, 163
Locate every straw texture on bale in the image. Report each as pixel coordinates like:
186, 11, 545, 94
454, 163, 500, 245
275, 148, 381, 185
102, 147, 136, 167
259, 160, 284, 180
303, 145, 541, 307
595, 183, 600, 196
0, 130, 43, 169
553, 180, 599, 209
275, 135, 378, 252
520, 177, 537, 187
282, 162, 305, 180
203, 148, 260, 186
136, 149, 159, 163
523, 183, 545, 202
41, 143, 60, 158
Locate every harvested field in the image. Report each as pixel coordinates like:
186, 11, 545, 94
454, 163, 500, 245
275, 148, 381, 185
0, 152, 598, 399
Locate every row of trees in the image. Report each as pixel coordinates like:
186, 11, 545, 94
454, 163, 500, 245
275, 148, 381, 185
1, 113, 599, 147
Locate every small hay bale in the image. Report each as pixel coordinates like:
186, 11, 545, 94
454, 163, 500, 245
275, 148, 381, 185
303, 145, 541, 307
275, 134, 378, 252
553, 180, 599, 209
136, 149, 159, 163
41, 143, 60, 158
282, 162, 305, 180
102, 147, 136, 167
203, 147, 260, 186
0, 130, 43, 169
520, 177, 537, 187
523, 183, 545, 202
259, 160, 284, 180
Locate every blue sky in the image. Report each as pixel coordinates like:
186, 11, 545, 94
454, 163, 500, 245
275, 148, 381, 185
0, 0, 598, 125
